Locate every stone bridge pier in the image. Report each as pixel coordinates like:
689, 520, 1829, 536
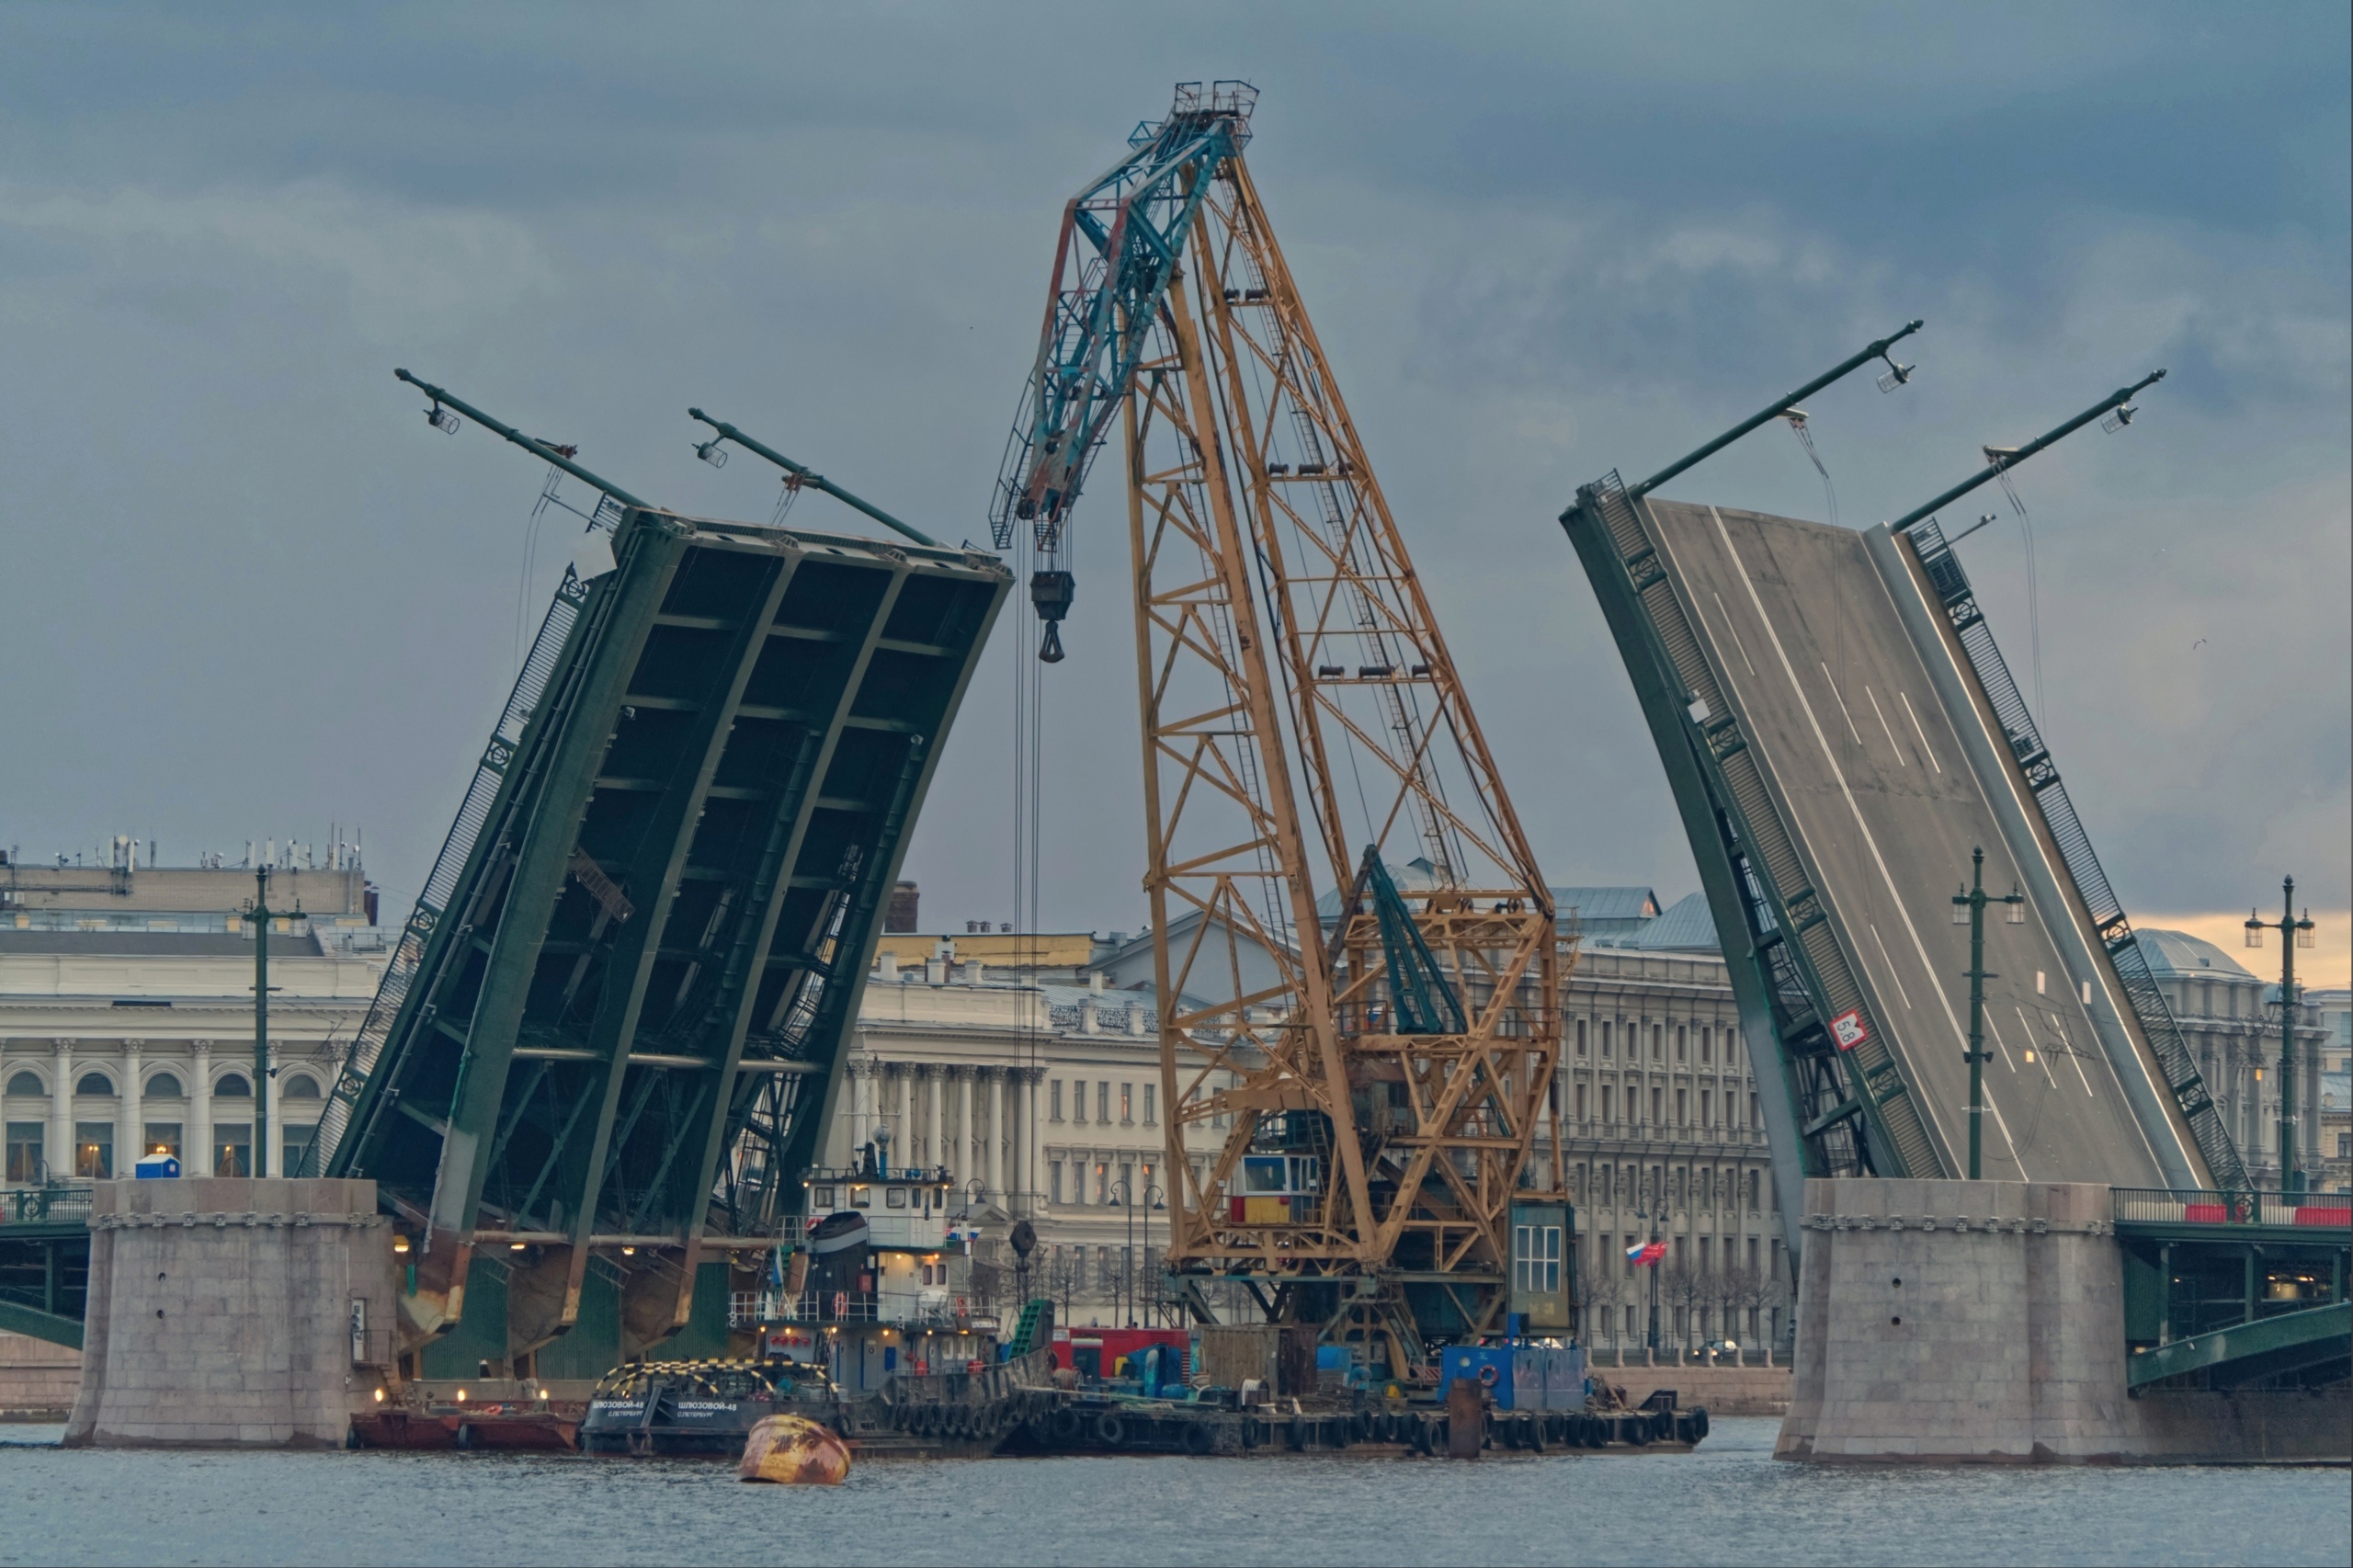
1779, 1178, 2347, 1464
65, 1177, 396, 1448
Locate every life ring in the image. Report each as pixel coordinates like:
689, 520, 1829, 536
1476, 1363, 1499, 1387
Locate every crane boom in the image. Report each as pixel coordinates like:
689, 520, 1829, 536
1001, 84, 1566, 1366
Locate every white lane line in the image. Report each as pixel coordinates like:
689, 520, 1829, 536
1864, 685, 1906, 767
1870, 923, 1914, 1010
1715, 592, 1756, 675
1704, 506, 2021, 1176
1899, 689, 1943, 774
2056, 1025, 2096, 1097
1983, 1006, 2018, 1073
1821, 662, 1865, 745
2017, 1006, 2059, 1086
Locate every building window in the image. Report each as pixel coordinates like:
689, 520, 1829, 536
1575, 1019, 1587, 1057
1677, 1088, 1688, 1126
6, 1123, 43, 1183
144, 1123, 182, 1161
145, 1074, 184, 1100
1574, 1083, 1587, 1121
282, 1132, 319, 1178
75, 1073, 114, 1098
216, 1074, 253, 1098
1051, 1080, 1063, 1121
1748, 1094, 1758, 1129
1651, 1087, 1664, 1125
1072, 1079, 1086, 1122
1050, 1162, 1064, 1204
5, 1072, 42, 1098
1699, 1027, 1712, 1065
1676, 1026, 1688, 1062
1699, 1089, 1712, 1128
1120, 1084, 1133, 1124
75, 1122, 114, 1178
1142, 1084, 1156, 1125
1602, 1085, 1615, 1123
1097, 1083, 1111, 1123
1094, 1162, 1108, 1205
280, 1074, 322, 1100
1118, 1161, 1134, 1200
1600, 1021, 1613, 1059
1652, 1026, 1664, 1062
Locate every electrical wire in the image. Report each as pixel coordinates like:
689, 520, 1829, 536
1995, 466, 2046, 725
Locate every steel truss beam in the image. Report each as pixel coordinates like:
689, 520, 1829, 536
324, 496, 1006, 1357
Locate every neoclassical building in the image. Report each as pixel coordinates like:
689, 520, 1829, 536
2139, 928, 2330, 1190
0, 859, 385, 1187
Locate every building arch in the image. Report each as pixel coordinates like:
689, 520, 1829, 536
214, 1071, 254, 1097
6, 1070, 46, 1098
278, 1073, 322, 1099
75, 1071, 116, 1096
145, 1071, 186, 1099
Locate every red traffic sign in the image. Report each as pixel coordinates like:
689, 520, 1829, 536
1831, 1008, 1870, 1051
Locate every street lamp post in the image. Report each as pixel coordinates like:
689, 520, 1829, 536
1953, 847, 2026, 1181
2245, 880, 2317, 1193
244, 868, 303, 1179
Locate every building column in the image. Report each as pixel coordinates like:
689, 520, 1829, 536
51, 1040, 73, 1184
987, 1070, 1006, 1204
952, 1066, 973, 1193
121, 1040, 143, 1170
926, 1067, 944, 1176
191, 1042, 212, 1179
895, 1067, 914, 1169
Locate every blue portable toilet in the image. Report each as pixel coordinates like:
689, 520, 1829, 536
133, 1153, 181, 1179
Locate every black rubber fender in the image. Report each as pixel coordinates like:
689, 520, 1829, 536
1049, 1404, 1083, 1445
1182, 1419, 1215, 1456
1094, 1411, 1129, 1449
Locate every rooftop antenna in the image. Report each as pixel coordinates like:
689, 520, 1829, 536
685, 409, 940, 548
1888, 370, 2165, 535
1626, 319, 1923, 502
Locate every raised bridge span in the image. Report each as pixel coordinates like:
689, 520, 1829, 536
1561, 475, 2245, 1253
303, 393, 1009, 1376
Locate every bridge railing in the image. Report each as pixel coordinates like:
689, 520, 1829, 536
2113, 1187, 2353, 1229
2, 1184, 93, 1226
312, 563, 593, 1170
1908, 519, 2251, 1195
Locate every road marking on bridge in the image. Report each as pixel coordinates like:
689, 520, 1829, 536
1898, 690, 1943, 775
2055, 1024, 2096, 1097
1702, 506, 2026, 1179
1869, 923, 1915, 1011
1982, 1005, 2018, 1073
1819, 663, 1864, 745
1863, 685, 1906, 767
1714, 593, 1757, 675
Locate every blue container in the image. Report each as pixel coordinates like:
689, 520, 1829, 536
133, 1153, 181, 1179
1439, 1346, 1518, 1409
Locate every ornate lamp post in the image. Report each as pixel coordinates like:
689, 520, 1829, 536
1952, 847, 2025, 1180
2245, 881, 2317, 1193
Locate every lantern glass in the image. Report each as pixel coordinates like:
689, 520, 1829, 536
2006, 901, 2026, 926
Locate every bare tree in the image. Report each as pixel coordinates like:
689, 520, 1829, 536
1662, 1260, 1709, 1351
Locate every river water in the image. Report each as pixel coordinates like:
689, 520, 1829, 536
2, 1417, 2345, 1566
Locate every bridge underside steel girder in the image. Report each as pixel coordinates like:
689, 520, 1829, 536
2128, 1300, 2351, 1391
1560, 481, 2212, 1260
324, 508, 1007, 1363
0, 1221, 87, 1348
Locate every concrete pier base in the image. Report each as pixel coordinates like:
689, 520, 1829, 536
1778, 1178, 2348, 1464
64, 1177, 396, 1449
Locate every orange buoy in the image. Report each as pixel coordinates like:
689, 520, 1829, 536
737, 1415, 852, 1485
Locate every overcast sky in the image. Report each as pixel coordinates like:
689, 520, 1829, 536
2, 3, 2345, 976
